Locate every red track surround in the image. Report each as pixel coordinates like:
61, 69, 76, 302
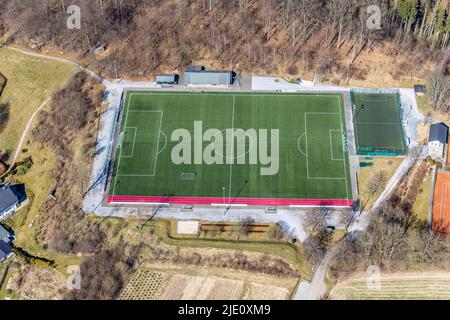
107, 195, 353, 207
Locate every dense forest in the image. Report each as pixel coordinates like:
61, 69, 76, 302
0, 0, 448, 80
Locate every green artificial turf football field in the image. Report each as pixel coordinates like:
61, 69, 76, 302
351, 92, 406, 155
108, 91, 352, 203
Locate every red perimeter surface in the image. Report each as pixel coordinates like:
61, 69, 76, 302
107, 195, 353, 207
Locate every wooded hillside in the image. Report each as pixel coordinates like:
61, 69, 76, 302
0, 1, 448, 81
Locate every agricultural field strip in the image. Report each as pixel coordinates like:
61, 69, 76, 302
111, 92, 350, 200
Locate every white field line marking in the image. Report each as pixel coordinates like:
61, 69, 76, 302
338, 97, 350, 200
113, 93, 132, 196
329, 129, 344, 161
152, 111, 164, 176
352, 103, 360, 149
228, 95, 236, 202
361, 95, 388, 102
158, 130, 168, 154
297, 133, 307, 157
394, 94, 405, 150
128, 92, 342, 98
120, 110, 163, 177
304, 112, 347, 180
121, 127, 137, 158
357, 122, 403, 125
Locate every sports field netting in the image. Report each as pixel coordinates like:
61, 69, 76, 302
107, 91, 353, 206
350, 90, 407, 155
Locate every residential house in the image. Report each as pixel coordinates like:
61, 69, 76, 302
0, 224, 14, 261
428, 122, 449, 160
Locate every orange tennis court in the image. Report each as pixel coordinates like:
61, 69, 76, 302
432, 171, 450, 234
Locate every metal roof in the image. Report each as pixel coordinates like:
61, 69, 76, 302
184, 71, 233, 85
413, 85, 426, 93
0, 239, 12, 260
185, 66, 205, 72
156, 74, 177, 83
0, 187, 19, 213
429, 123, 449, 144
0, 224, 10, 241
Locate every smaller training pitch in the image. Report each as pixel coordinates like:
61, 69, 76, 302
107, 91, 352, 206
351, 92, 406, 154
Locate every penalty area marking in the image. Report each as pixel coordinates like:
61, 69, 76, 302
297, 132, 307, 157
329, 129, 344, 161
158, 130, 168, 154
304, 111, 347, 180
116, 108, 164, 178
121, 127, 137, 158
361, 95, 388, 102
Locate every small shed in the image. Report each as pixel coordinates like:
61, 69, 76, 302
414, 85, 426, 96
428, 122, 449, 159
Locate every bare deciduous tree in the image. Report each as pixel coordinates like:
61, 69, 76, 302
427, 62, 450, 113
304, 205, 333, 232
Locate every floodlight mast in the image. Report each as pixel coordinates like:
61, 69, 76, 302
224, 179, 248, 215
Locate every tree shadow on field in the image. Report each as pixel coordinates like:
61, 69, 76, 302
0, 100, 10, 133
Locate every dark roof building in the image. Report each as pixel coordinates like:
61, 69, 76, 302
0, 186, 19, 218
184, 70, 234, 86
0, 239, 12, 261
429, 122, 449, 144
414, 84, 426, 95
156, 74, 179, 85
0, 224, 14, 243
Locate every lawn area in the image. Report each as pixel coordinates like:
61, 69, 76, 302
412, 172, 433, 222
4, 138, 82, 275
157, 219, 311, 279
98, 217, 312, 281
358, 157, 404, 209
109, 91, 352, 205
0, 47, 75, 157
0, 47, 79, 275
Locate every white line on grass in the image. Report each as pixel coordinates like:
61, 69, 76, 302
297, 133, 307, 157
304, 112, 347, 180
357, 122, 403, 125
112, 93, 132, 196
338, 97, 350, 201
121, 127, 137, 158
228, 95, 236, 202
158, 130, 168, 154
329, 129, 344, 161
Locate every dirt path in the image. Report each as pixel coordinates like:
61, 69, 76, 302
0, 44, 107, 177
12, 98, 50, 162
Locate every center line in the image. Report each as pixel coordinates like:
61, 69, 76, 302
228, 95, 235, 203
